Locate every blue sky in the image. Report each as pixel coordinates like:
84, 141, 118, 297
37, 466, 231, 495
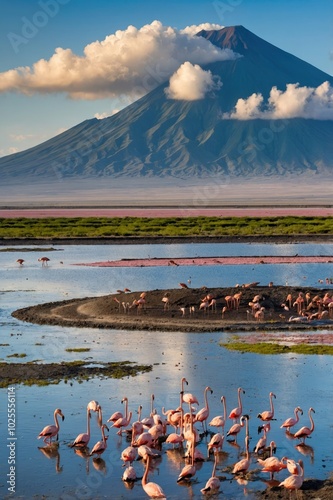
0, 0, 332, 157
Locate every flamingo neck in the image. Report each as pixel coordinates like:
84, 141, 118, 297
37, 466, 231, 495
309, 411, 315, 431
142, 455, 150, 486
270, 394, 274, 414
222, 397, 227, 423
54, 411, 60, 430
87, 409, 91, 436
238, 390, 242, 412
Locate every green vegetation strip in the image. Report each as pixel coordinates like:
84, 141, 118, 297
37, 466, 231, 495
221, 342, 333, 355
65, 347, 91, 352
0, 360, 152, 388
0, 216, 333, 238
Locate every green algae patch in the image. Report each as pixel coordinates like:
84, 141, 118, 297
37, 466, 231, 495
220, 341, 333, 355
0, 360, 152, 388
65, 347, 91, 352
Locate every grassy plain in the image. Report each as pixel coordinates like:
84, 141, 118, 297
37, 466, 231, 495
0, 216, 333, 238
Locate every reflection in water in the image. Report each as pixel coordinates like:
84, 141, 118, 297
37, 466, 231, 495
38, 443, 62, 473
74, 447, 90, 474
92, 457, 107, 474
295, 443, 315, 463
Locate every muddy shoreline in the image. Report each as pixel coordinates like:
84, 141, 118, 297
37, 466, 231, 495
1, 234, 333, 246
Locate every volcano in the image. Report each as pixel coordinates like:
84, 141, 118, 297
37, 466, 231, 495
1, 25, 333, 204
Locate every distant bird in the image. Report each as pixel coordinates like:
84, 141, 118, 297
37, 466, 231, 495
294, 407, 315, 444
37, 408, 65, 444
89, 424, 109, 457
38, 256, 50, 266
280, 406, 303, 432
16, 259, 24, 266
257, 392, 276, 421
179, 282, 189, 289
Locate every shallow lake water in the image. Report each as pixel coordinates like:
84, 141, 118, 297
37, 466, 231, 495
1, 243, 333, 499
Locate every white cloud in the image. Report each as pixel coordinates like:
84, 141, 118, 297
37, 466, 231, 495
165, 62, 222, 100
0, 20, 237, 101
9, 133, 35, 142
180, 23, 224, 36
225, 81, 333, 119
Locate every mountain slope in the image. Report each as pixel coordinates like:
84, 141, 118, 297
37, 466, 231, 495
1, 25, 333, 184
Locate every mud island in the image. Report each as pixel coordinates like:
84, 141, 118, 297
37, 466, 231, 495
12, 285, 333, 333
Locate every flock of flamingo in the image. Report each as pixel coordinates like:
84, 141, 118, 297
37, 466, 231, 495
16, 257, 50, 266
37, 380, 316, 498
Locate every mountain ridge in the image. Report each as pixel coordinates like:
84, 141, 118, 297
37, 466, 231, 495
1, 25, 333, 185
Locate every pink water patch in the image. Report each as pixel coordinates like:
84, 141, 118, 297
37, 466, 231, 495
1, 207, 333, 218
74, 255, 333, 267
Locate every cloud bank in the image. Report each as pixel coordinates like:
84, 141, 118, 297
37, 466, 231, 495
165, 62, 222, 100
225, 81, 333, 119
0, 20, 237, 100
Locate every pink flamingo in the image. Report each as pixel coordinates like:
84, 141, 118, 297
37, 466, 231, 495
257, 441, 287, 479
294, 407, 315, 444
253, 423, 270, 454
89, 423, 108, 457
228, 387, 245, 422
138, 444, 160, 461
141, 394, 156, 429
207, 432, 224, 456
111, 411, 132, 435
279, 459, 304, 492
182, 392, 199, 406
16, 259, 24, 266
257, 392, 276, 421
200, 450, 220, 495
87, 400, 102, 426
38, 256, 50, 266
283, 458, 299, 475
70, 407, 91, 448
142, 453, 166, 499
227, 415, 249, 442
209, 395, 227, 433
166, 433, 184, 448
280, 406, 303, 432
177, 403, 196, 482
37, 408, 65, 444
107, 399, 125, 423
232, 434, 251, 475
121, 445, 138, 466
131, 405, 144, 444
134, 430, 154, 447
122, 465, 137, 482
195, 386, 213, 433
